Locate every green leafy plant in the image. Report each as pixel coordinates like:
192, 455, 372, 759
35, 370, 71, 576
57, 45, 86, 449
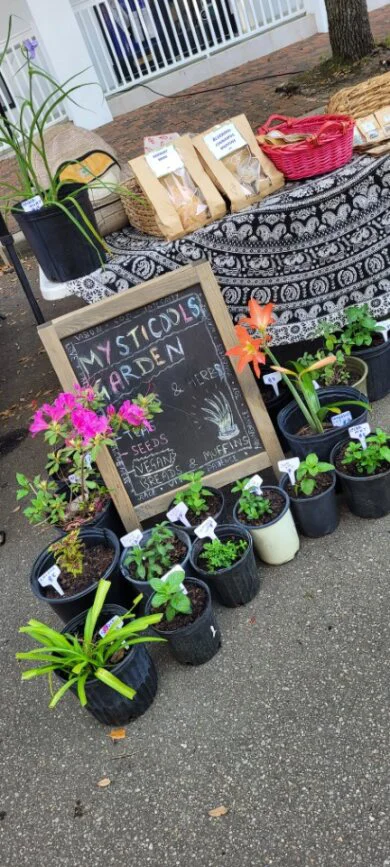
16, 579, 165, 709
199, 538, 247, 572
293, 453, 334, 497
16, 473, 68, 526
49, 530, 85, 578
298, 349, 350, 387
123, 522, 176, 582
341, 428, 390, 475
322, 305, 382, 356
231, 479, 273, 522
174, 471, 213, 517
149, 569, 192, 623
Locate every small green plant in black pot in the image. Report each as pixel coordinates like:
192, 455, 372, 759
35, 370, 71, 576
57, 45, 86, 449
331, 428, 390, 519
120, 522, 191, 601
280, 453, 339, 538
170, 471, 225, 533
190, 524, 260, 607
322, 305, 389, 402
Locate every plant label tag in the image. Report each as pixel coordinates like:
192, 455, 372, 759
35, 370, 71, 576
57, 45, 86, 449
278, 457, 300, 485
38, 565, 64, 596
204, 122, 246, 159
195, 517, 218, 540
146, 144, 184, 178
331, 411, 353, 428
376, 318, 390, 341
84, 452, 92, 469
120, 529, 143, 548
313, 380, 320, 390
349, 422, 371, 450
68, 472, 80, 484
160, 565, 187, 594
244, 474, 263, 495
21, 195, 43, 212
263, 372, 282, 396
166, 503, 191, 527
98, 615, 123, 638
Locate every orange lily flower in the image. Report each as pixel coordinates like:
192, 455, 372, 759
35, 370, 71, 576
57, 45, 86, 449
239, 299, 275, 333
303, 355, 337, 374
271, 365, 297, 377
227, 325, 266, 378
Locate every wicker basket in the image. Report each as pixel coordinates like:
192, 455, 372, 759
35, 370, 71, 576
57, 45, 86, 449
256, 113, 354, 180
120, 175, 163, 238
327, 71, 390, 119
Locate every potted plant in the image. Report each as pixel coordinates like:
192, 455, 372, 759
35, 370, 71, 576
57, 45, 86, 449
231, 479, 299, 565
190, 525, 260, 607
16, 579, 165, 725
297, 349, 368, 396
16, 385, 161, 535
331, 428, 390, 518
226, 300, 369, 461
145, 568, 221, 665
322, 305, 390, 401
279, 453, 339, 538
168, 471, 225, 535
120, 522, 192, 602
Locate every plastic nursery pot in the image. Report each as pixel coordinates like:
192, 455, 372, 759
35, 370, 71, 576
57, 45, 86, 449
12, 184, 106, 283
145, 578, 221, 666
190, 524, 260, 607
344, 356, 368, 397
352, 337, 390, 402
233, 486, 300, 565
330, 440, 390, 519
279, 473, 339, 538
277, 387, 369, 462
30, 528, 124, 623
58, 605, 158, 725
55, 493, 126, 539
120, 525, 192, 604
168, 486, 225, 536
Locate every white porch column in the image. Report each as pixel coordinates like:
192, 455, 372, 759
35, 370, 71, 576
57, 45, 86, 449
304, 0, 329, 33
25, 0, 113, 128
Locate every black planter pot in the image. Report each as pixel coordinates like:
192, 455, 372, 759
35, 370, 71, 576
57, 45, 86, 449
168, 486, 225, 536
13, 184, 106, 283
353, 338, 390, 402
120, 525, 192, 605
280, 473, 339, 538
190, 524, 260, 607
56, 496, 125, 539
145, 578, 221, 665
30, 528, 125, 623
277, 387, 369, 462
58, 605, 158, 725
331, 440, 390, 518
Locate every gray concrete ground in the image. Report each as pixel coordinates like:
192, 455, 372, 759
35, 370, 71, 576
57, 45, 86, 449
0, 260, 389, 867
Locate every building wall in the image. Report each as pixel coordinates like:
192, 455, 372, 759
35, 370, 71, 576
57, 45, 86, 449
0, 0, 32, 40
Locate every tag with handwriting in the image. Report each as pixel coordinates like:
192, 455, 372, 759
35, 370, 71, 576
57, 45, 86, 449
194, 517, 218, 540
98, 615, 123, 638
21, 195, 43, 212
120, 529, 143, 548
38, 565, 64, 596
331, 411, 353, 428
349, 422, 371, 450
244, 474, 263, 495
376, 318, 390, 341
166, 502, 191, 527
278, 457, 300, 485
160, 565, 188, 594
263, 372, 282, 397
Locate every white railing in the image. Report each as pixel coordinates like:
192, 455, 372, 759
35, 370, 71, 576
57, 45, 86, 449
0, 28, 67, 155
72, 0, 306, 97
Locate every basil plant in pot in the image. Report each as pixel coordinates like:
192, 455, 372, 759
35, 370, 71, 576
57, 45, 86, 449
331, 428, 390, 519
120, 522, 192, 604
279, 453, 339, 538
231, 478, 299, 566
16, 580, 165, 725
167, 471, 225, 536
190, 524, 260, 607
322, 305, 390, 402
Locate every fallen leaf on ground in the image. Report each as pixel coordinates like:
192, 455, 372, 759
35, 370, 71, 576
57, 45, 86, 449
12, 506, 20, 513
208, 805, 229, 818
109, 728, 126, 741
248, 616, 256, 625
97, 777, 111, 788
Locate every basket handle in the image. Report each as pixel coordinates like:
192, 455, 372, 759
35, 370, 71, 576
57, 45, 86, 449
258, 114, 294, 133
309, 119, 351, 145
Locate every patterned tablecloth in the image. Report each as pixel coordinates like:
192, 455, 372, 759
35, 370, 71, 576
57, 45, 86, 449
67, 155, 390, 346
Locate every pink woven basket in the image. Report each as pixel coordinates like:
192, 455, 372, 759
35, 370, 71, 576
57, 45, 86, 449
256, 113, 354, 180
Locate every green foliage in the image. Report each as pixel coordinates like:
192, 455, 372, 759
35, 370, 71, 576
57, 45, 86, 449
298, 349, 349, 387
174, 471, 212, 517
133, 393, 163, 420
341, 428, 390, 475
16, 580, 165, 709
49, 530, 84, 578
16, 473, 67, 525
149, 569, 192, 623
294, 453, 334, 497
199, 537, 247, 573
322, 305, 381, 356
123, 522, 175, 582
231, 479, 272, 522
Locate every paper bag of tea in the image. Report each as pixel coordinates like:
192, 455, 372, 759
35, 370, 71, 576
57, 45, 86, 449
193, 114, 284, 212
356, 114, 384, 143
129, 135, 226, 240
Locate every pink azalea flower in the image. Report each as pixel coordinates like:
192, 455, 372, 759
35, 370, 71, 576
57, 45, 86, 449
106, 404, 116, 417
118, 401, 152, 430
52, 392, 77, 418
71, 407, 111, 445
29, 409, 49, 436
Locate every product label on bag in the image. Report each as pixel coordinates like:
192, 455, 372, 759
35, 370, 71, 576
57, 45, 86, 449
194, 517, 218, 541
331, 411, 353, 428
38, 565, 64, 596
98, 615, 123, 638
120, 529, 143, 548
263, 372, 282, 396
244, 474, 263, 495
166, 503, 191, 527
377, 318, 390, 341
204, 122, 246, 160
21, 195, 43, 212
160, 565, 187, 594
349, 422, 371, 450
146, 145, 184, 178
278, 457, 300, 485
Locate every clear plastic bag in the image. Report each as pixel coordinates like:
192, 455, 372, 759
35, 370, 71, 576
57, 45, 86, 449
221, 145, 262, 196
160, 166, 210, 232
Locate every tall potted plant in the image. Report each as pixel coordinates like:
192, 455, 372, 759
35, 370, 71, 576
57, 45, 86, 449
322, 305, 390, 401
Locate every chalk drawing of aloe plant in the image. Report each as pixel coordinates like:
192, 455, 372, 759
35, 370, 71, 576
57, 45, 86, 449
202, 392, 240, 441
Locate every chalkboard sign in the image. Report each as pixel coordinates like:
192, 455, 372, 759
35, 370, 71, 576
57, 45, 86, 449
39, 263, 283, 529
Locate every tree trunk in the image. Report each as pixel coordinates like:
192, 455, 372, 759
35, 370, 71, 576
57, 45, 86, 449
325, 0, 375, 62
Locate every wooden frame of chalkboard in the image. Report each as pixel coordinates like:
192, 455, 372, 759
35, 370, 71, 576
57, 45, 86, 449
38, 263, 284, 530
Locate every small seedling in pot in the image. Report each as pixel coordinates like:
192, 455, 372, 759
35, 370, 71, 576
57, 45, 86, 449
342, 428, 390, 475
322, 305, 382, 355
149, 570, 192, 622
299, 350, 349, 387
123, 522, 175, 581
231, 479, 272, 522
294, 453, 335, 497
199, 538, 247, 572
49, 529, 85, 578
174, 471, 213, 518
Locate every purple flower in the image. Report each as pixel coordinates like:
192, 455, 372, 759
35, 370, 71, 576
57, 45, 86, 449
23, 38, 38, 60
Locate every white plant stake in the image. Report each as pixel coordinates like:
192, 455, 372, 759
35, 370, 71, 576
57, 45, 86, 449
244, 474, 263, 495
376, 318, 390, 341
38, 565, 64, 596
166, 503, 191, 528
263, 372, 282, 396
349, 423, 371, 450
331, 411, 353, 428
195, 517, 218, 541
278, 457, 300, 485
161, 565, 188, 594
120, 529, 143, 548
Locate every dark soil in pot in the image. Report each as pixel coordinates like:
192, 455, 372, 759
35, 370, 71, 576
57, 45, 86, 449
145, 578, 221, 665
190, 524, 260, 607
43, 544, 114, 599
169, 486, 225, 534
333, 442, 389, 478
235, 488, 285, 527
277, 386, 368, 461
331, 441, 390, 519
280, 472, 339, 538
284, 473, 333, 498
120, 526, 192, 604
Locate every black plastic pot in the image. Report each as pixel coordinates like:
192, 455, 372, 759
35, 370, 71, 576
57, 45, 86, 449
353, 338, 390, 402
145, 578, 221, 665
58, 605, 158, 725
30, 528, 124, 623
331, 440, 390, 518
168, 486, 225, 536
55, 496, 125, 539
280, 473, 339, 538
277, 387, 369, 461
190, 524, 260, 607
120, 525, 192, 604
13, 184, 106, 283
